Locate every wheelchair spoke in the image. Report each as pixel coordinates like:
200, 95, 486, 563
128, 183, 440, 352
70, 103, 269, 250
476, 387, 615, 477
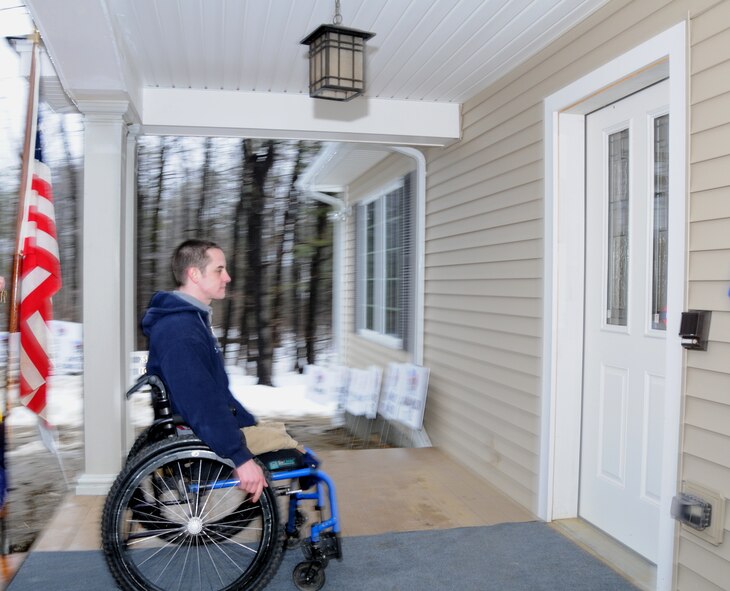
199, 481, 246, 523
173, 536, 194, 591
194, 461, 225, 518
151, 465, 193, 523
102, 437, 285, 591
201, 532, 228, 587
126, 527, 183, 543
204, 528, 263, 556
151, 531, 190, 586
134, 529, 187, 565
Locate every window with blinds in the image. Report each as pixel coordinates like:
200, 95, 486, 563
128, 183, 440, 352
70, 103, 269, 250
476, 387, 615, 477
355, 174, 413, 351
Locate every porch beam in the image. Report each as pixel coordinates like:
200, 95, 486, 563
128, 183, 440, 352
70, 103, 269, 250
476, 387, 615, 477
141, 89, 461, 147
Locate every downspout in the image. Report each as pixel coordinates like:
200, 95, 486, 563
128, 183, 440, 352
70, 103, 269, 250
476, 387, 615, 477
297, 188, 347, 365
390, 146, 426, 366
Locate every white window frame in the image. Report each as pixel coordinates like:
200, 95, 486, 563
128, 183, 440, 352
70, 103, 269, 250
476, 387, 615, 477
356, 179, 406, 350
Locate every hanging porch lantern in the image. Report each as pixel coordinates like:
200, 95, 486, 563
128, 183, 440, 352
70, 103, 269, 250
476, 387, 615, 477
301, 0, 374, 101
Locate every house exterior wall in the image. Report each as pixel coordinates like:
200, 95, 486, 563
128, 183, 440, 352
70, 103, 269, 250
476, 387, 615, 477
419, 0, 730, 586
680, 2, 730, 589
344, 152, 414, 369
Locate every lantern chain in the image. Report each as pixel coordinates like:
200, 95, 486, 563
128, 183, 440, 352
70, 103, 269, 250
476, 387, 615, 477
333, 0, 343, 25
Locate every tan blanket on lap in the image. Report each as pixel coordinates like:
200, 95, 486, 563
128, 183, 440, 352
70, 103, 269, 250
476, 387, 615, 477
243, 421, 304, 455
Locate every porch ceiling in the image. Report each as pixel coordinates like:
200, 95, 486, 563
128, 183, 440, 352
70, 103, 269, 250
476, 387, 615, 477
20, 0, 608, 145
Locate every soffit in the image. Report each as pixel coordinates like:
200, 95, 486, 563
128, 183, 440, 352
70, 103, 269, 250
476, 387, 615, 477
24, 0, 608, 105
13, 0, 613, 145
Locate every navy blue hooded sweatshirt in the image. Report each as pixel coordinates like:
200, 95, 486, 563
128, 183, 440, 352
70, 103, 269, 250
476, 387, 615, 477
142, 291, 256, 467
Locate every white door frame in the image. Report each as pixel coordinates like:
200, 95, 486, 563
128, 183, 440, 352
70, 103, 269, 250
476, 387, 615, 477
539, 22, 687, 591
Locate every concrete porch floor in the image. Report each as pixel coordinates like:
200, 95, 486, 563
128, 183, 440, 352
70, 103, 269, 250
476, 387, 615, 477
31, 447, 536, 551
2, 447, 651, 589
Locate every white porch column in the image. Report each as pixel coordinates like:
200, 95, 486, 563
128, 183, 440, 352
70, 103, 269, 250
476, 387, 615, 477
75, 100, 132, 495
122, 124, 140, 453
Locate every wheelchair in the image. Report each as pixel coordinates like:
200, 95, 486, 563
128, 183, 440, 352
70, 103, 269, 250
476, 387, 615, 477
101, 374, 342, 591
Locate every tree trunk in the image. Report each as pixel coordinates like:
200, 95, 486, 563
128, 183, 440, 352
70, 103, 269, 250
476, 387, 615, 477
290, 196, 305, 372
271, 143, 303, 347
244, 140, 275, 385
222, 140, 246, 357
306, 202, 329, 365
136, 138, 166, 348
61, 117, 80, 320
196, 137, 213, 236
149, 139, 167, 294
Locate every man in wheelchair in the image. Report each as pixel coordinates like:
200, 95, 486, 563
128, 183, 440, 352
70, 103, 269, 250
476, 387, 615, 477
103, 239, 340, 591
141, 238, 298, 503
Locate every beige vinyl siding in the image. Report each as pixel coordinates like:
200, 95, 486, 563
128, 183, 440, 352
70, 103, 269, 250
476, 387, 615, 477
421, 0, 724, 540
343, 152, 413, 370
682, 1, 730, 588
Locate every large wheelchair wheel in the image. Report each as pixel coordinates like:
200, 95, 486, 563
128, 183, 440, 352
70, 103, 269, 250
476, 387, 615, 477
125, 421, 189, 465
125, 424, 161, 464
102, 436, 285, 591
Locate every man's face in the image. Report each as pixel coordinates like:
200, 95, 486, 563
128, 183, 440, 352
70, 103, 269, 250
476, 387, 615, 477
196, 248, 231, 303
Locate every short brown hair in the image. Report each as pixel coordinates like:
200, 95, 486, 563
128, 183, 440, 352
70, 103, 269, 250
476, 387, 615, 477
171, 239, 221, 287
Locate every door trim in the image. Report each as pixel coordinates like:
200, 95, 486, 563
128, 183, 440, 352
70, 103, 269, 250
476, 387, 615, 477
540, 22, 687, 591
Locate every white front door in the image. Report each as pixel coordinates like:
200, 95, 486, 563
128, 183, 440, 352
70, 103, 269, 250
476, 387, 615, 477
580, 80, 669, 564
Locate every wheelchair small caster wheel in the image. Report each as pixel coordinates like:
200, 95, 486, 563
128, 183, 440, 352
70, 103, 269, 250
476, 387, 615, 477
293, 560, 326, 591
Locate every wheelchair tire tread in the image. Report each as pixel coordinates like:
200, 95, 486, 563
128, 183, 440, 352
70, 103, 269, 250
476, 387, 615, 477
101, 435, 286, 591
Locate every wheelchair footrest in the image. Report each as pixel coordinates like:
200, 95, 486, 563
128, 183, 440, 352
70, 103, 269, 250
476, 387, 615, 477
302, 532, 342, 563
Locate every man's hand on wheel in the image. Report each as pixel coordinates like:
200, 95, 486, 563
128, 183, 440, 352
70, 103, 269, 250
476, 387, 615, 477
235, 459, 267, 503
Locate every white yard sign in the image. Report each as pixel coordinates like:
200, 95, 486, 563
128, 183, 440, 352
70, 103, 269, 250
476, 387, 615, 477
304, 364, 349, 408
345, 366, 382, 419
378, 363, 430, 430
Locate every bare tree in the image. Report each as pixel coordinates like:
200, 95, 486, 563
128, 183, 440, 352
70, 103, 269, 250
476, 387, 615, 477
131, 136, 330, 376
196, 137, 213, 236
243, 139, 275, 385
271, 142, 303, 347
222, 140, 246, 357
306, 201, 331, 365
59, 117, 80, 320
135, 137, 165, 346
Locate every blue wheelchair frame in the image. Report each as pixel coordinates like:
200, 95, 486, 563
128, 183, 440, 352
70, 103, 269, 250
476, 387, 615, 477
127, 373, 342, 589
202, 454, 341, 546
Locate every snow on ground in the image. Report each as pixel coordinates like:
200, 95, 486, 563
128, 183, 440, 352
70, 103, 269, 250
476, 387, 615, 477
6, 367, 338, 429
228, 368, 338, 420
3, 323, 339, 429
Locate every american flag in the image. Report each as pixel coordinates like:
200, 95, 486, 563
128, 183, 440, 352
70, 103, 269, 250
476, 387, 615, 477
18, 130, 61, 419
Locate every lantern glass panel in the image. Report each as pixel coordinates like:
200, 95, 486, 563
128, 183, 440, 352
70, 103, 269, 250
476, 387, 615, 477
301, 24, 373, 101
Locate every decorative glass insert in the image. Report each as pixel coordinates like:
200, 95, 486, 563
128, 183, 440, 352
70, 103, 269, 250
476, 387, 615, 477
651, 115, 669, 330
606, 129, 629, 326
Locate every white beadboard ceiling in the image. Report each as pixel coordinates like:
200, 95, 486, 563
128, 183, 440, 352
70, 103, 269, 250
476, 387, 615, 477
15, 0, 611, 148
24, 0, 607, 105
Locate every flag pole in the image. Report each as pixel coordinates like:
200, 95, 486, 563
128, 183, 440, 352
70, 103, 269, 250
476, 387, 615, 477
3, 31, 40, 422
1, 31, 41, 556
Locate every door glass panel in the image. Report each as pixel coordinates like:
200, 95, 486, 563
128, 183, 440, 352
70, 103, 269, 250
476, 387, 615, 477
606, 129, 629, 326
651, 114, 669, 331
